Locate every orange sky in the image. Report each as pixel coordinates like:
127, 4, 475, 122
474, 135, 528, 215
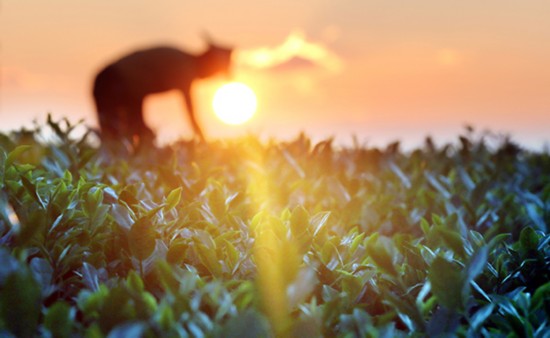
1, 1, 550, 149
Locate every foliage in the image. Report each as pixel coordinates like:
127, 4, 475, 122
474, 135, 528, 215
1, 118, 549, 337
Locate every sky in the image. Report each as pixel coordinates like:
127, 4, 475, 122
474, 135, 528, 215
1, 0, 550, 149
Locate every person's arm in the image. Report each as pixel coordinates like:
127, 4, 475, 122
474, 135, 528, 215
182, 87, 205, 142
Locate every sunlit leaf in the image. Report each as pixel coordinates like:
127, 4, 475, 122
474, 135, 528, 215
290, 205, 309, 236
165, 187, 182, 211
312, 211, 331, 238
195, 241, 222, 277
6, 145, 31, 167
166, 241, 188, 265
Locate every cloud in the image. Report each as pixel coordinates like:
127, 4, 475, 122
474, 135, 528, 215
236, 30, 343, 73
267, 56, 317, 72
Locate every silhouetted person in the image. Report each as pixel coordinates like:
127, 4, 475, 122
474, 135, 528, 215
92, 38, 232, 151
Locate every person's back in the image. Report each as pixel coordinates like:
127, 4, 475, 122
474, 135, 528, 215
111, 47, 196, 95
93, 40, 232, 152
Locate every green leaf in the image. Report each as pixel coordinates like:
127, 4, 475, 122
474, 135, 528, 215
428, 256, 465, 310
44, 301, 73, 338
20, 175, 46, 209
487, 233, 510, 251
318, 241, 333, 266
425, 173, 451, 199
98, 286, 136, 333
16, 208, 47, 247
469, 304, 494, 331
6, 145, 31, 167
128, 217, 157, 261
81, 262, 100, 292
208, 187, 226, 218
77, 285, 109, 317
365, 234, 398, 277
165, 187, 182, 211
524, 204, 546, 232
384, 291, 425, 331
85, 187, 104, 216
434, 226, 466, 259
126, 270, 144, 293
290, 205, 309, 236
90, 205, 110, 229
420, 218, 430, 235
0, 268, 41, 337
157, 303, 175, 331
84, 323, 103, 338
519, 226, 539, 252
388, 161, 411, 189
426, 305, 460, 336
465, 246, 488, 282
166, 241, 187, 265
0, 248, 20, 283
110, 204, 134, 230
312, 211, 331, 238
350, 232, 365, 254
431, 213, 444, 226
224, 239, 240, 271
531, 281, 550, 311
195, 241, 222, 277
144, 205, 164, 220
154, 261, 179, 294
218, 310, 270, 338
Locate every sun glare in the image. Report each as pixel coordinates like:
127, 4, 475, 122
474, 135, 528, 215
213, 82, 257, 125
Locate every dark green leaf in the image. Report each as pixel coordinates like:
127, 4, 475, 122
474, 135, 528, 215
20, 175, 46, 209
519, 227, 539, 252
219, 310, 270, 338
44, 301, 73, 338
0, 268, 41, 337
366, 235, 398, 277
434, 226, 466, 259
428, 256, 465, 310
129, 218, 157, 261
531, 281, 550, 311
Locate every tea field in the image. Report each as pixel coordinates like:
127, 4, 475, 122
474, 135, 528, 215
1, 118, 549, 337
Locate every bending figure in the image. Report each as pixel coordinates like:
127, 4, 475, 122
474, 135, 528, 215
92, 39, 232, 149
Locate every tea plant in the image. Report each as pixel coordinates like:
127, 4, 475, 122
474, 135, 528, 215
0, 118, 549, 337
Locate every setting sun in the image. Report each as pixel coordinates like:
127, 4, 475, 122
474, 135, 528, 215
212, 82, 257, 125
